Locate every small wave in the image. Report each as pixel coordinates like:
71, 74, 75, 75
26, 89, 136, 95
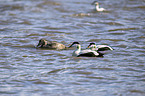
71, 13, 91, 17
108, 27, 139, 32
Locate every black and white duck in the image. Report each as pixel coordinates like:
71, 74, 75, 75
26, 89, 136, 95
69, 42, 104, 57
87, 43, 114, 51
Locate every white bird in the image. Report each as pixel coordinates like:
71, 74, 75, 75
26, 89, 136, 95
92, 1, 106, 12
69, 42, 104, 57
87, 43, 114, 51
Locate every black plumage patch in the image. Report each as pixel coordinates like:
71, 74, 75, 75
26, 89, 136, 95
77, 52, 104, 57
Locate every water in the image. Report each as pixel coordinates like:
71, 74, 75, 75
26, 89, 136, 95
0, 0, 145, 96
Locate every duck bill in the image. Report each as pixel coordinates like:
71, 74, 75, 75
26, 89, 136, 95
68, 43, 73, 48
68, 42, 76, 48
68, 42, 80, 48
92, 1, 97, 5
36, 43, 42, 48
87, 44, 91, 49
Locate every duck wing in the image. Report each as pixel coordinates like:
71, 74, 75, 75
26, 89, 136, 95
47, 41, 66, 50
96, 45, 114, 51
78, 49, 104, 57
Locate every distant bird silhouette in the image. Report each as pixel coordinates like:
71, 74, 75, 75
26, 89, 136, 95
92, 1, 106, 12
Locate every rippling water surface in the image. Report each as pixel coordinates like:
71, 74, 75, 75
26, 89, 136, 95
0, 0, 145, 96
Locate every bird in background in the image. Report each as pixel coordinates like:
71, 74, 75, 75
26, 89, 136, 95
92, 1, 106, 12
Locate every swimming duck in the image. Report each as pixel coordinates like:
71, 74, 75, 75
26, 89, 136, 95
92, 1, 106, 12
87, 43, 114, 51
69, 42, 104, 57
36, 39, 67, 50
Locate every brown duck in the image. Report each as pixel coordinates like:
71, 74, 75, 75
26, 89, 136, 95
37, 39, 67, 50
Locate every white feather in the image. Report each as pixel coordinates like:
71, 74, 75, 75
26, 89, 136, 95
89, 44, 113, 51
72, 44, 100, 57
96, 45, 114, 50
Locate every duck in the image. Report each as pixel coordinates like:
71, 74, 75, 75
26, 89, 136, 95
36, 38, 67, 50
69, 42, 104, 57
92, 1, 106, 12
87, 43, 114, 51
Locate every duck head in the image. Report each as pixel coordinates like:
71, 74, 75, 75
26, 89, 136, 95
68, 42, 80, 48
87, 42, 97, 50
37, 39, 47, 48
92, 1, 99, 5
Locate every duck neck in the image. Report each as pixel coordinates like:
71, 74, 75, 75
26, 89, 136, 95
77, 44, 81, 51
73, 44, 81, 56
95, 4, 99, 10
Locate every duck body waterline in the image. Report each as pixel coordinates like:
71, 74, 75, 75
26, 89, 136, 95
69, 42, 104, 57
78, 49, 104, 57
37, 39, 67, 50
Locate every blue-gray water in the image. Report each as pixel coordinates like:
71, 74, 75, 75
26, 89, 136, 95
0, 0, 145, 96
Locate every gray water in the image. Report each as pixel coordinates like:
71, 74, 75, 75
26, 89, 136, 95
0, 0, 145, 96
